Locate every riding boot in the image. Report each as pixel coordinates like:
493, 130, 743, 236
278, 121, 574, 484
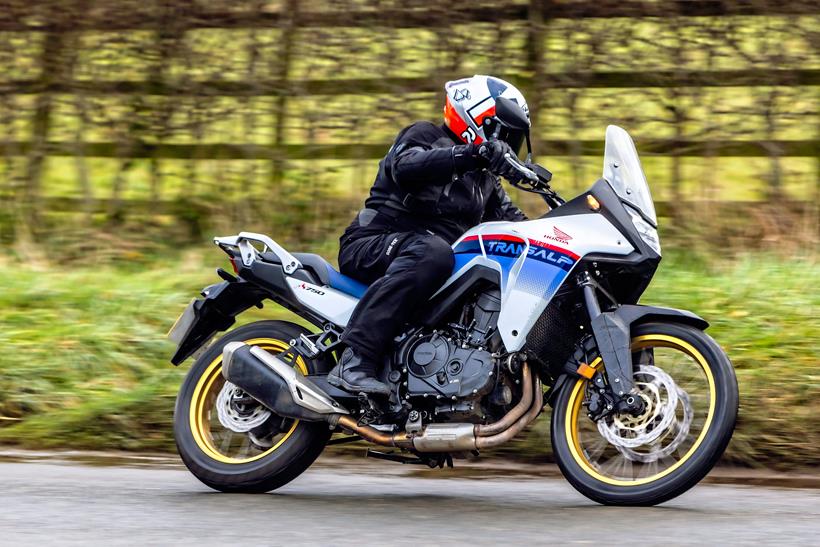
327, 347, 390, 397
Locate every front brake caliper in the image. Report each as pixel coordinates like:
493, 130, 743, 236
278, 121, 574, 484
585, 373, 617, 421
584, 372, 643, 422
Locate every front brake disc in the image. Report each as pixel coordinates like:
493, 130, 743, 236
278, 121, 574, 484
596, 365, 693, 463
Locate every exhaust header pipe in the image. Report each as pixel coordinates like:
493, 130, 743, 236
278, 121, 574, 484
333, 363, 542, 453
222, 342, 348, 422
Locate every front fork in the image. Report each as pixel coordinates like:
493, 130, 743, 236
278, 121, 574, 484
579, 274, 644, 418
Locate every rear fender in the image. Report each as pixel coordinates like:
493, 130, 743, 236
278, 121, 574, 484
171, 254, 349, 365
170, 279, 268, 365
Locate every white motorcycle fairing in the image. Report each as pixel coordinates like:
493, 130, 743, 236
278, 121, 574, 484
445, 214, 633, 352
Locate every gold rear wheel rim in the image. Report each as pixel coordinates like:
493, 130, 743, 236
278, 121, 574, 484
189, 337, 308, 464
565, 334, 717, 486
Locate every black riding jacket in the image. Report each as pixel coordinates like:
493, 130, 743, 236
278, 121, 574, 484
342, 121, 527, 245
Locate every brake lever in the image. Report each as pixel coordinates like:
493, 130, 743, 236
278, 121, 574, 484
504, 153, 539, 182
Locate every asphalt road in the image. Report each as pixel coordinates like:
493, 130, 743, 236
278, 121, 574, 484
1, 457, 817, 546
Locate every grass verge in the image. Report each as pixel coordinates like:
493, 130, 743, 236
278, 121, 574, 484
0, 250, 817, 468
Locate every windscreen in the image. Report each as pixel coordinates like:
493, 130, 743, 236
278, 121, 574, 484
602, 125, 657, 224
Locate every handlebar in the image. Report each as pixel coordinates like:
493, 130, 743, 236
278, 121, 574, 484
500, 152, 565, 210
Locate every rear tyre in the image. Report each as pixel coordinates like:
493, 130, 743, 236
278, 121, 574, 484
174, 320, 332, 493
551, 322, 738, 506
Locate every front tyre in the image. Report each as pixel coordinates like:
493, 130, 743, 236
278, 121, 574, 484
174, 320, 332, 493
551, 322, 738, 506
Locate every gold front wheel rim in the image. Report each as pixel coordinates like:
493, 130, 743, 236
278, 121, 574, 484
189, 337, 308, 465
565, 334, 717, 487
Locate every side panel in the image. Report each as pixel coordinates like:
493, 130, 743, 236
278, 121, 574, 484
449, 214, 634, 352
285, 278, 359, 327
495, 235, 577, 352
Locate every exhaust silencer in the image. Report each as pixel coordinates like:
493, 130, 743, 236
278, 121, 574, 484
221, 341, 348, 422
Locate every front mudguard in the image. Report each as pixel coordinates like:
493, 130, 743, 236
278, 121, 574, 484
549, 305, 708, 404
170, 279, 269, 365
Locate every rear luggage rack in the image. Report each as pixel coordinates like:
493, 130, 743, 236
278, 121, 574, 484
214, 232, 302, 274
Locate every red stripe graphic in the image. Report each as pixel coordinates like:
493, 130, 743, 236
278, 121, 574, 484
461, 234, 523, 244
528, 238, 580, 260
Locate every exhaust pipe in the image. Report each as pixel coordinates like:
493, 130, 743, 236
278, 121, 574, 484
475, 363, 533, 437
223, 341, 542, 453
222, 342, 348, 422
475, 374, 542, 449
332, 364, 543, 453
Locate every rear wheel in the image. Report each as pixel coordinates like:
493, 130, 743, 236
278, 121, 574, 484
551, 322, 738, 506
174, 320, 332, 493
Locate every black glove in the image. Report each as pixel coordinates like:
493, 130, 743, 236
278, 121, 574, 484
477, 140, 525, 182
452, 144, 484, 174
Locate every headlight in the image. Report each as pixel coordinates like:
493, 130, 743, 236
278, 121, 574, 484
626, 207, 661, 255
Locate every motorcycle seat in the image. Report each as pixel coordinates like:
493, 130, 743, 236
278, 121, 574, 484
260, 251, 368, 299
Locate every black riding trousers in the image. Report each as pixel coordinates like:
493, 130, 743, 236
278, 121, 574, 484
339, 231, 454, 364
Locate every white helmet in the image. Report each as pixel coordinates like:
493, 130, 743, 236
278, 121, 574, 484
443, 75, 530, 152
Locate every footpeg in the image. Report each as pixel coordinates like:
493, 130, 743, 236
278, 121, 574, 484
357, 393, 383, 425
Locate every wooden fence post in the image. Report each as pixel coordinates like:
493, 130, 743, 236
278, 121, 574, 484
63, 31, 94, 225
148, 19, 182, 211
22, 31, 63, 232
668, 12, 686, 222
270, 0, 299, 189
815, 98, 819, 240
240, 8, 263, 229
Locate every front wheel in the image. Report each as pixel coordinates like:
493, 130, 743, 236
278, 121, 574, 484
174, 320, 332, 493
551, 322, 738, 506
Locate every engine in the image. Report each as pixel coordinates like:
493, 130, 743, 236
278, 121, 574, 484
392, 289, 504, 417
401, 333, 495, 400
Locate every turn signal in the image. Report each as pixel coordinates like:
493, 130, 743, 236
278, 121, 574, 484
576, 362, 596, 379
586, 194, 601, 211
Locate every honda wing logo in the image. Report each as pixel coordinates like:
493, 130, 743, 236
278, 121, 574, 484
544, 226, 572, 245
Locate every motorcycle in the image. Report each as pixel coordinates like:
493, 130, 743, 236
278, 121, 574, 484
168, 115, 738, 506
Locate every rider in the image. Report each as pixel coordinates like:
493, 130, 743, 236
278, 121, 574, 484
328, 75, 531, 396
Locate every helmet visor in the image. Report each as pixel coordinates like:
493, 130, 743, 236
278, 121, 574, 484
499, 126, 526, 156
